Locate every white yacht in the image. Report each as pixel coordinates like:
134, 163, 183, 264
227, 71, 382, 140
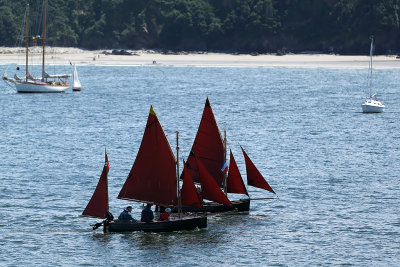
2, 0, 71, 93
361, 36, 385, 113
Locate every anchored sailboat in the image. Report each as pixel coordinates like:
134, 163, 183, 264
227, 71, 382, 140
361, 36, 385, 113
2, 0, 71, 93
180, 97, 276, 213
82, 106, 206, 233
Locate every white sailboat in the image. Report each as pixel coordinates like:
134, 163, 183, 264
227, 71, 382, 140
2, 0, 71, 93
361, 36, 385, 113
72, 65, 82, 92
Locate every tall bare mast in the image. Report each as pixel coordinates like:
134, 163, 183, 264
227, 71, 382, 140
176, 131, 182, 218
25, 4, 29, 83
223, 129, 227, 195
42, 0, 47, 82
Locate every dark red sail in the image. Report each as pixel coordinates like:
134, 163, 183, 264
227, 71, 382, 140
196, 157, 232, 206
186, 97, 225, 186
227, 150, 248, 195
241, 146, 276, 194
118, 106, 178, 206
181, 161, 204, 209
82, 151, 110, 219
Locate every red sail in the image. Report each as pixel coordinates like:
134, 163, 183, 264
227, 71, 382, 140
227, 150, 248, 195
82, 152, 110, 219
181, 161, 203, 209
117, 106, 178, 206
241, 146, 276, 194
196, 157, 232, 206
186, 97, 225, 186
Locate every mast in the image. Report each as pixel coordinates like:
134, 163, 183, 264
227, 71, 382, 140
176, 131, 182, 218
368, 35, 373, 96
42, 0, 47, 82
370, 36, 373, 81
25, 4, 29, 83
223, 129, 227, 195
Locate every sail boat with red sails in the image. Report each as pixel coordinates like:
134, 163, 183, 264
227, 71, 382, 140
82, 106, 206, 232
178, 97, 276, 213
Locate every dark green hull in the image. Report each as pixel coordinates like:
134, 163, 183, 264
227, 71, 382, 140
173, 198, 250, 213
103, 215, 207, 233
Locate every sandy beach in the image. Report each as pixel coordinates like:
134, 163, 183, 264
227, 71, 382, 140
1, 46, 400, 69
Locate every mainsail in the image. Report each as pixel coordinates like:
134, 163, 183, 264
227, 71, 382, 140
241, 146, 276, 194
196, 157, 232, 206
186, 97, 225, 186
181, 161, 204, 209
82, 151, 110, 219
73, 65, 82, 89
227, 150, 248, 195
118, 106, 178, 207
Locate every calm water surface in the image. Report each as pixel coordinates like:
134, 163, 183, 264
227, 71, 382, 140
0, 65, 399, 266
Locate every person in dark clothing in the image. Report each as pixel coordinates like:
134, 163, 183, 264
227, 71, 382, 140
141, 203, 154, 223
118, 206, 137, 222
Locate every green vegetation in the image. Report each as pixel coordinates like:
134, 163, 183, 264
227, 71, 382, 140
1, 0, 399, 54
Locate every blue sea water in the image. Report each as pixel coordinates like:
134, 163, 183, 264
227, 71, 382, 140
0, 65, 399, 266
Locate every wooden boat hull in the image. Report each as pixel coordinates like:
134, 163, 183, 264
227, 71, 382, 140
103, 215, 207, 233
173, 198, 250, 213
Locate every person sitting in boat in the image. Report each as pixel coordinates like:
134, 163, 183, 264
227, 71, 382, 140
158, 208, 171, 221
118, 206, 137, 222
141, 203, 154, 223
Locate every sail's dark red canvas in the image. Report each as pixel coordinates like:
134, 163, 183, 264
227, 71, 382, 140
241, 147, 276, 194
117, 106, 178, 206
196, 157, 232, 206
227, 150, 248, 195
181, 161, 204, 209
186, 97, 225, 186
82, 153, 110, 219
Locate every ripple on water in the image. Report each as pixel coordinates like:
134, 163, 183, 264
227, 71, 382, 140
1, 66, 400, 265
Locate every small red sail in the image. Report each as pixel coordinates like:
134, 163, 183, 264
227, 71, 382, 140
117, 106, 178, 207
82, 151, 110, 219
227, 150, 248, 195
181, 161, 203, 209
196, 157, 232, 206
186, 97, 225, 186
241, 146, 276, 194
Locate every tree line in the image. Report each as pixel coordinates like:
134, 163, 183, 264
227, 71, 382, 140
0, 0, 399, 54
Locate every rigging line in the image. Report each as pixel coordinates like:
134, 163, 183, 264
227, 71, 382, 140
36, 0, 44, 40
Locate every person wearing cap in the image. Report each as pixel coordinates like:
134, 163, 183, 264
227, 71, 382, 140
118, 206, 137, 222
158, 208, 171, 221
141, 203, 154, 223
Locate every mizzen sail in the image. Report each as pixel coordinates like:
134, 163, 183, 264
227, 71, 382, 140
117, 106, 178, 206
227, 150, 248, 195
241, 146, 276, 194
82, 151, 110, 219
186, 97, 225, 186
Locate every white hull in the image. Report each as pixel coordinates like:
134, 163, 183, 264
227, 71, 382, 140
15, 82, 70, 93
361, 100, 385, 113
